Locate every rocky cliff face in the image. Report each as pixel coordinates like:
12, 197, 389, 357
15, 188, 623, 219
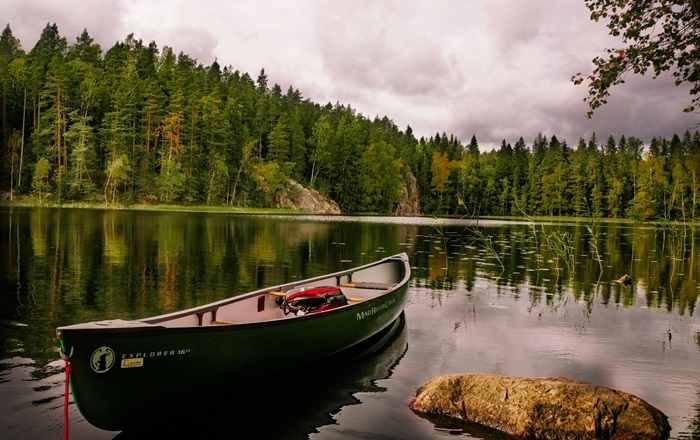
394, 168, 421, 216
276, 179, 341, 214
410, 373, 670, 440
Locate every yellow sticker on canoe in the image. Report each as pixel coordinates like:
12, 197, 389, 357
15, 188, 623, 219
121, 358, 144, 369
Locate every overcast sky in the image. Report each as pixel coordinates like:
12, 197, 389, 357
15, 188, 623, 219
2, 0, 696, 148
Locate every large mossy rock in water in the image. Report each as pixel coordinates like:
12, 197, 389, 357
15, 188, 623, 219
410, 374, 670, 440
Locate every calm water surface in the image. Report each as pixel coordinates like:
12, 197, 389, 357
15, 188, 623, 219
1, 207, 699, 439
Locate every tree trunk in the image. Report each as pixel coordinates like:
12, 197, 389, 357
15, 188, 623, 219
231, 164, 244, 206
34, 94, 39, 134
104, 172, 111, 204
56, 88, 63, 203
131, 119, 136, 199
207, 169, 215, 204
18, 87, 26, 189
189, 107, 195, 180
10, 140, 14, 200
310, 160, 317, 188
681, 192, 686, 223
144, 111, 150, 187
145, 111, 151, 154
693, 170, 697, 220
2, 83, 7, 155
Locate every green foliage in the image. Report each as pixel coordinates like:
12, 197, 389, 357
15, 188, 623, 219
206, 152, 229, 204
65, 112, 96, 197
157, 158, 184, 202
326, 114, 364, 212
105, 153, 131, 203
252, 161, 287, 205
358, 142, 402, 212
431, 151, 450, 194
574, 0, 700, 115
31, 157, 51, 202
309, 114, 332, 188
457, 152, 481, 214
268, 113, 290, 163
287, 111, 306, 180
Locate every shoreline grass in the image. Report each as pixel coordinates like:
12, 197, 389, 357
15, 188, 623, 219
0, 197, 305, 215
2, 197, 699, 225
477, 214, 700, 226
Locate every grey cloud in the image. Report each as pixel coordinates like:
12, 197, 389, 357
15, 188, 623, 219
448, 74, 695, 147
143, 27, 218, 65
313, 1, 457, 99
1, 0, 126, 50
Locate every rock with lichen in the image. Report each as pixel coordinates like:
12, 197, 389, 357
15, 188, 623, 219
393, 168, 421, 216
410, 373, 670, 440
276, 179, 341, 214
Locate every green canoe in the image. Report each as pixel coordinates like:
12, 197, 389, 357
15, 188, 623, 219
57, 253, 411, 431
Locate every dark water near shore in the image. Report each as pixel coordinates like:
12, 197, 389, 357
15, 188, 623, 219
0, 207, 699, 439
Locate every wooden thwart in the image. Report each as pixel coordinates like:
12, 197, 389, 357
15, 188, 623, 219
340, 282, 392, 290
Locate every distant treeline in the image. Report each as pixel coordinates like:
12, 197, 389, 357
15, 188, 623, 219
1, 23, 699, 219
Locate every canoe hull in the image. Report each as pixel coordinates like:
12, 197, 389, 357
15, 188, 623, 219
61, 274, 408, 430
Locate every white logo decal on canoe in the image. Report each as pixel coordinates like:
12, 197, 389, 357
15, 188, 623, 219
356, 298, 396, 321
121, 348, 191, 360
90, 346, 116, 373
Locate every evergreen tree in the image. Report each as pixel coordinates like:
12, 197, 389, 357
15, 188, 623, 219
1, 25, 21, 157
358, 141, 402, 212
467, 134, 479, 155
287, 110, 306, 180
65, 111, 96, 197
67, 29, 101, 64
268, 113, 290, 164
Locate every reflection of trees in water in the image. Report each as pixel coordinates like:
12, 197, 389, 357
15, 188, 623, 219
103, 212, 128, 266
409, 223, 698, 315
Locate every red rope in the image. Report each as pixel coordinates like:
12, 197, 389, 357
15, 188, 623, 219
64, 359, 71, 440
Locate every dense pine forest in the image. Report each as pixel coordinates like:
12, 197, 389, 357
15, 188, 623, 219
1, 24, 699, 220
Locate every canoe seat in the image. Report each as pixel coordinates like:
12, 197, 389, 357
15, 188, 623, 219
210, 320, 234, 325
347, 296, 367, 302
340, 282, 393, 290
268, 290, 287, 297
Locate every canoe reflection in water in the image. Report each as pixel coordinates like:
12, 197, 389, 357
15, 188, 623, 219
114, 313, 408, 439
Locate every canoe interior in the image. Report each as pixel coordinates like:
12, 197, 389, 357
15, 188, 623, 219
150, 254, 405, 327
59, 253, 408, 331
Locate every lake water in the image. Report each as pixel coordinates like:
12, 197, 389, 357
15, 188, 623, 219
0, 207, 698, 439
